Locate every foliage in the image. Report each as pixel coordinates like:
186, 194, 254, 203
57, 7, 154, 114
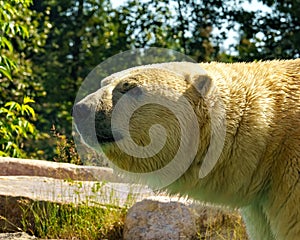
0, 0, 49, 105
21, 201, 126, 239
0, 0, 50, 158
51, 125, 82, 165
1, 0, 299, 161
29, 0, 239, 156
31, 0, 131, 140
17, 181, 130, 239
0, 191, 248, 239
0, 0, 30, 81
119, 0, 228, 62
0, 97, 37, 158
232, 0, 300, 60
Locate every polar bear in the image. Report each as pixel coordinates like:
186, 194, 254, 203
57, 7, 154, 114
73, 59, 300, 240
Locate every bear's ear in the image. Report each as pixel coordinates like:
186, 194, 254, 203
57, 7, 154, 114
186, 74, 212, 96
158, 62, 211, 96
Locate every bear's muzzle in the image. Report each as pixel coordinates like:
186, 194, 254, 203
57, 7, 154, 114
72, 100, 120, 146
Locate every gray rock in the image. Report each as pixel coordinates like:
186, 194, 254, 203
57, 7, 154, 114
124, 197, 197, 240
0, 156, 121, 182
0, 176, 152, 206
0, 232, 36, 240
0, 176, 152, 233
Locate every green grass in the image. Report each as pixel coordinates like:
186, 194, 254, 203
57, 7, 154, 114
19, 198, 248, 240
0, 182, 248, 240
17, 180, 138, 240
0, 181, 134, 240
21, 200, 126, 239
195, 208, 248, 240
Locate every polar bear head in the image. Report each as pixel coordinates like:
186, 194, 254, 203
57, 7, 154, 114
72, 62, 224, 190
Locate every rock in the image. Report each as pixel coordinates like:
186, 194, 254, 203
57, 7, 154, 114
0, 157, 246, 239
0, 176, 152, 232
124, 196, 246, 240
123, 197, 197, 240
0, 156, 121, 182
0, 176, 152, 205
0, 232, 36, 240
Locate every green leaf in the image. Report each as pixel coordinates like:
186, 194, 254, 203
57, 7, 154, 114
1, 55, 17, 71
26, 122, 35, 134
23, 96, 35, 104
5, 141, 13, 151
22, 105, 36, 118
4, 110, 15, 119
14, 125, 23, 135
0, 139, 9, 145
0, 107, 8, 114
20, 25, 29, 39
1, 36, 14, 52
8, 22, 15, 35
0, 151, 9, 157
5, 101, 21, 111
0, 66, 12, 80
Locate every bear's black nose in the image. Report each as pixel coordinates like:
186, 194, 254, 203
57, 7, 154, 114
72, 103, 91, 122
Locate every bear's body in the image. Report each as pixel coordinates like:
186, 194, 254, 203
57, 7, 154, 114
73, 59, 300, 240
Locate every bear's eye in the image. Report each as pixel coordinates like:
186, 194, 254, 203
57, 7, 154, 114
121, 82, 131, 91
119, 82, 142, 97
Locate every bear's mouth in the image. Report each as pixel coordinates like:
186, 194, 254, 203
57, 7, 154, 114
96, 130, 123, 144
72, 99, 124, 147
74, 120, 123, 148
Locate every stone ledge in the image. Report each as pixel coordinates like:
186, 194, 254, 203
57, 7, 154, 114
0, 157, 121, 182
0, 232, 37, 240
0, 176, 152, 205
0, 176, 152, 234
